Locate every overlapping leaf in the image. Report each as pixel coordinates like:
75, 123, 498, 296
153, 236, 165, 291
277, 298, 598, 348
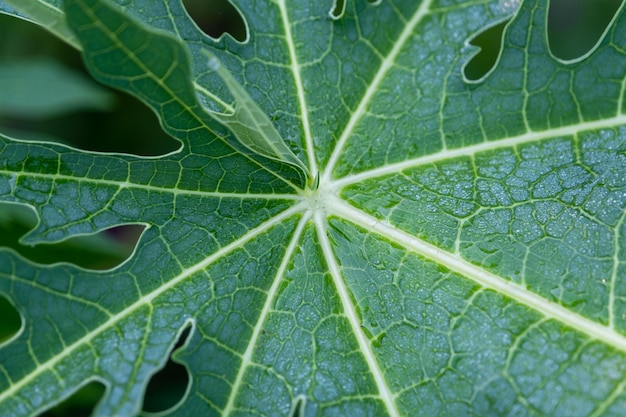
1, 0, 626, 416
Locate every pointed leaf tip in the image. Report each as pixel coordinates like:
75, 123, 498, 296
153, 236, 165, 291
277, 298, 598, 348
200, 50, 311, 185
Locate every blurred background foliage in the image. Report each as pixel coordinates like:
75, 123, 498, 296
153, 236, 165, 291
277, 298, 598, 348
0, 0, 623, 415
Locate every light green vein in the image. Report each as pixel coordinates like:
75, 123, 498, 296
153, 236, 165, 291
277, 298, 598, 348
5, 270, 112, 319
609, 206, 626, 329
274, 0, 318, 178
328, 195, 626, 354
0, 171, 299, 200
223, 211, 310, 417
314, 211, 400, 417
332, 113, 626, 188
0, 203, 305, 405
194, 83, 235, 114
589, 378, 626, 417
519, 3, 533, 133
322, 0, 433, 182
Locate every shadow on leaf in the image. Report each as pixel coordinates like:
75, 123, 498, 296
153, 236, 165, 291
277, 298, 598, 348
0, 295, 20, 344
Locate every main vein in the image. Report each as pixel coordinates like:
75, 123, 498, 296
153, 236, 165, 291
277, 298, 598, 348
327, 195, 626, 353
276, 0, 318, 178
222, 212, 310, 417
0, 204, 304, 405
1, 170, 299, 201
609, 208, 626, 328
322, 0, 433, 182
314, 212, 400, 417
332, 113, 626, 188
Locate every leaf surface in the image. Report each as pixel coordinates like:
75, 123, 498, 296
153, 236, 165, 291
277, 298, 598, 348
1, 0, 626, 416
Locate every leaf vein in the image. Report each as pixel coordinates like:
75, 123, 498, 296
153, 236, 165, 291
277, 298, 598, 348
329, 196, 626, 353
314, 212, 400, 417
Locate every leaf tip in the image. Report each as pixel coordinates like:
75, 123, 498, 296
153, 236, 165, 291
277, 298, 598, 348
199, 49, 311, 186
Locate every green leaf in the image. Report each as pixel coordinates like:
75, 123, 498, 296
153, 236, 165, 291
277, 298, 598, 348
201, 50, 311, 184
0, 202, 135, 270
62, 0, 307, 190
0, 58, 113, 118
1, 0, 626, 416
0, 0, 79, 48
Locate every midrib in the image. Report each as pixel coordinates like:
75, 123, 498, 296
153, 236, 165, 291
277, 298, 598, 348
0, 171, 299, 200
315, 212, 400, 417
4, 178, 625, 406
222, 212, 311, 417
322, 0, 434, 182
0, 203, 305, 405
327, 195, 626, 353
276, 0, 317, 178
332, 113, 626, 188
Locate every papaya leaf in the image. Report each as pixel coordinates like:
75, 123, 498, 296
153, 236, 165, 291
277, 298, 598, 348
1, 0, 626, 416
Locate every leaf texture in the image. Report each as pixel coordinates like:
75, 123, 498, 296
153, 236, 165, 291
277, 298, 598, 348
1, 0, 626, 416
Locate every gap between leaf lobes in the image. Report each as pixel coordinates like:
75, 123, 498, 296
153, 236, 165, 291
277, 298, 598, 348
463, 18, 510, 82
329, 0, 346, 19
182, 0, 247, 41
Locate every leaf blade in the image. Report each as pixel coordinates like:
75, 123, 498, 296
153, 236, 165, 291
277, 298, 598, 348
200, 50, 311, 183
1, 0, 626, 415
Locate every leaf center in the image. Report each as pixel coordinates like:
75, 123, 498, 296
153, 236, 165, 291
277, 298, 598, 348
301, 177, 337, 215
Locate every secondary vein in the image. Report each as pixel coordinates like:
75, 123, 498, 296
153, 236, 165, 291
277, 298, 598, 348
0, 203, 304, 405
332, 113, 626, 188
328, 195, 626, 354
314, 212, 400, 417
322, 0, 433, 182
222, 211, 310, 417
276, 0, 318, 179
